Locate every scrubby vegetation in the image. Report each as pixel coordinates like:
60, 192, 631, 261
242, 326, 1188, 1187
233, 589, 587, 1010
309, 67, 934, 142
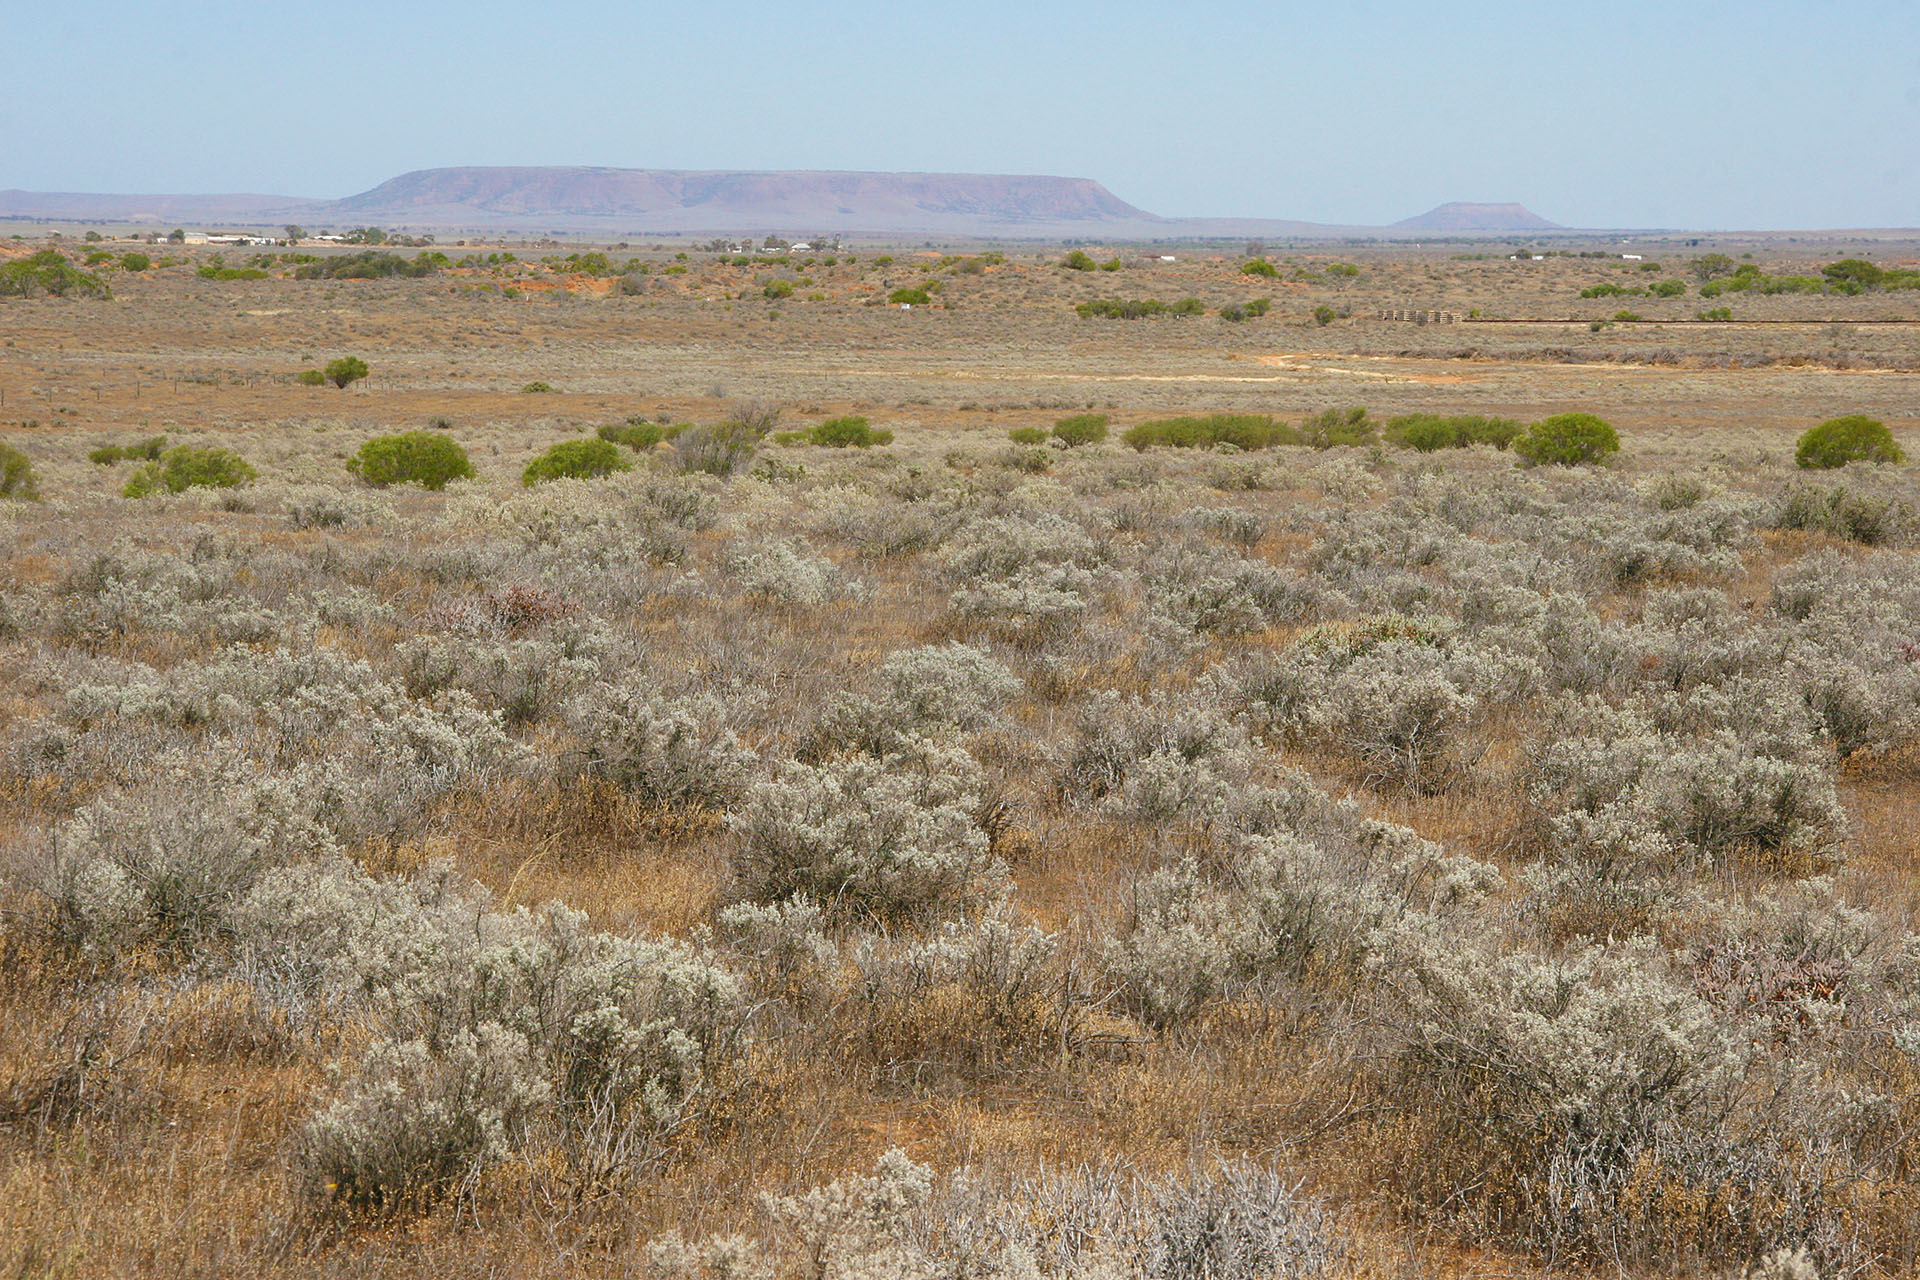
1514, 412, 1621, 466
0, 249, 111, 298
88, 434, 169, 465
1052, 413, 1109, 446
1298, 407, 1377, 449
1076, 297, 1206, 319
323, 356, 370, 389
1671, 259, 1920, 302
1385, 413, 1522, 451
1796, 414, 1904, 469
10, 405, 1920, 1277
1124, 413, 1299, 450
7, 225, 1920, 1279
521, 438, 634, 485
196, 263, 269, 281
349, 431, 476, 490
293, 250, 443, 280
775, 416, 894, 448
0, 441, 40, 499
1123, 408, 1389, 452
597, 418, 679, 452
120, 444, 256, 496
1581, 279, 1686, 300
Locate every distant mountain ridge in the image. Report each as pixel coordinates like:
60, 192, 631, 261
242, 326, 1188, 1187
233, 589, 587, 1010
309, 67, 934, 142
328, 166, 1153, 230
0, 167, 1564, 238
1393, 201, 1562, 231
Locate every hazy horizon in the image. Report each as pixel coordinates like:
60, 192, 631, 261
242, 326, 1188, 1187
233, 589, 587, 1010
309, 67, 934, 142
5, 0, 1915, 230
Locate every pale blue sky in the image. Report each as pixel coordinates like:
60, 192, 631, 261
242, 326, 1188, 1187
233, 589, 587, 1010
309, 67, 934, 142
6, 0, 1914, 228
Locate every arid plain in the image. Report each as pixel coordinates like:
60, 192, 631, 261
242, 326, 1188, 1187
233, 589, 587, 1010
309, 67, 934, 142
4, 236, 1920, 1280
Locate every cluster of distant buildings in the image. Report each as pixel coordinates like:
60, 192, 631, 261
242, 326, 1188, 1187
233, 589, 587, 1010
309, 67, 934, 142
158, 233, 324, 246
182, 233, 284, 247
703, 236, 846, 254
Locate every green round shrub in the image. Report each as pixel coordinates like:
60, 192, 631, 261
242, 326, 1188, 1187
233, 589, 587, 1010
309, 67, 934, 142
124, 445, 257, 497
887, 287, 931, 306
1514, 413, 1620, 467
598, 420, 669, 452
807, 416, 892, 447
120, 252, 152, 272
1240, 258, 1279, 278
1052, 414, 1110, 447
1795, 415, 1903, 469
1, 442, 40, 501
349, 431, 476, 490
521, 438, 634, 486
1389, 414, 1464, 452
323, 356, 369, 389
1007, 427, 1048, 445
1823, 259, 1885, 288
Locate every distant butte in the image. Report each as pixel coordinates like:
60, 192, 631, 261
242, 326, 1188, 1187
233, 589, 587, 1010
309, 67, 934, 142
1392, 202, 1564, 231
326, 166, 1153, 231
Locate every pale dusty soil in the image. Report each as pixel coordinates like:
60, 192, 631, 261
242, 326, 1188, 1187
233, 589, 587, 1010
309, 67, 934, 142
3, 245, 1916, 456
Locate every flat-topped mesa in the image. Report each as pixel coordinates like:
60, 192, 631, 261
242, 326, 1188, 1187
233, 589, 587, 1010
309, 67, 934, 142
1392, 201, 1563, 231
325, 166, 1155, 230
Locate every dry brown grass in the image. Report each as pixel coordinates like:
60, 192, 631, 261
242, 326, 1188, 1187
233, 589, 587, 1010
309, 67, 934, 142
4, 237, 1920, 1278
